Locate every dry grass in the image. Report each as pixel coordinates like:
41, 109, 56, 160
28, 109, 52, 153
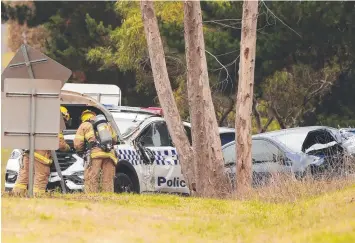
239, 173, 355, 203
2, 148, 355, 242
2, 178, 355, 243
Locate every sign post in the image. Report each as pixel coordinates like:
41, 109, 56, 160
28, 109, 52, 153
1, 44, 72, 197
2, 78, 62, 197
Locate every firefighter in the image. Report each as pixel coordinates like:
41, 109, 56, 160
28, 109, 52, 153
12, 106, 72, 196
74, 109, 118, 193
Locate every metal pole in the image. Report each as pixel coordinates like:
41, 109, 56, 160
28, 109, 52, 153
21, 45, 35, 79
22, 30, 27, 45
28, 88, 36, 197
51, 150, 67, 194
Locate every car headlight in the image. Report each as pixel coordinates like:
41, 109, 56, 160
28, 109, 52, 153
9, 150, 21, 159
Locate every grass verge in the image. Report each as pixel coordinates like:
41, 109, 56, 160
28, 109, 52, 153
1, 149, 11, 191
2, 184, 355, 243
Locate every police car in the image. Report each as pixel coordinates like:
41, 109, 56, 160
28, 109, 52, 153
5, 94, 235, 195
103, 104, 236, 194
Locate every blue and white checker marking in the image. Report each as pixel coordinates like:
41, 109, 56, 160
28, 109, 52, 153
150, 148, 179, 165
116, 148, 179, 166
117, 149, 142, 165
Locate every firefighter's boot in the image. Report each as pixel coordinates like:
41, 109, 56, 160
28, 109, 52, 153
13, 155, 29, 197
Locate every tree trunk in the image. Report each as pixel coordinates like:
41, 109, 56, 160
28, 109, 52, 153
235, 0, 259, 195
140, 0, 196, 192
184, 0, 232, 198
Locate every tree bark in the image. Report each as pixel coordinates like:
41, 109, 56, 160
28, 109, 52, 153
140, 0, 196, 192
184, 0, 232, 197
235, 0, 259, 195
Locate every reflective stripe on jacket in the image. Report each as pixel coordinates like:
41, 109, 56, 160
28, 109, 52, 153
74, 119, 118, 164
24, 150, 52, 165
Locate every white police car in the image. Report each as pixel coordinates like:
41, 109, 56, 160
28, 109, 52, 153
101, 104, 236, 194
5, 96, 235, 195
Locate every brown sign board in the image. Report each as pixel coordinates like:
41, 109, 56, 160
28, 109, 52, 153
1, 44, 72, 92
1, 78, 62, 150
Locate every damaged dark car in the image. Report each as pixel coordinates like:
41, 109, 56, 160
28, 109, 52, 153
222, 126, 355, 187
300, 128, 355, 176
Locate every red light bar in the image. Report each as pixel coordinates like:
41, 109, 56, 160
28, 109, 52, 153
141, 107, 163, 116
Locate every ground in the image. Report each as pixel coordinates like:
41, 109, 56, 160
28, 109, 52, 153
2, 149, 355, 243
1, 185, 355, 243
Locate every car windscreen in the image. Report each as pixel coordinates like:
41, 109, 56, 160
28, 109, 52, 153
113, 118, 140, 136
111, 112, 150, 135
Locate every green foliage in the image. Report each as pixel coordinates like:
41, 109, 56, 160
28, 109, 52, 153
262, 61, 341, 126
3, 1, 355, 128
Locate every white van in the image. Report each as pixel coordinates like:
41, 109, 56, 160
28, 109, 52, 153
62, 83, 121, 106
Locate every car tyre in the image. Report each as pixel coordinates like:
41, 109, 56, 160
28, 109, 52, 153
114, 172, 134, 193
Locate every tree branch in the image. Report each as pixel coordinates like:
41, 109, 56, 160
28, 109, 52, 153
269, 105, 286, 129
252, 97, 262, 133
219, 96, 234, 126
261, 116, 274, 133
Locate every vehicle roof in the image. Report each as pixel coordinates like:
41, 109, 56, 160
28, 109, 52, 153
183, 122, 235, 133
218, 127, 235, 133
222, 126, 337, 149
108, 107, 235, 134
104, 105, 163, 116
62, 83, 121, 93
111, 110, 153, 119
252, 126, 335, 139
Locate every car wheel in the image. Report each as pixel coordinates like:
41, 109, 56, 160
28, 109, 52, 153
114, 172, 134, 193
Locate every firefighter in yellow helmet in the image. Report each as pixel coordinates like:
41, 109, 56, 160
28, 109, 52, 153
74, 109, 118, 193
13, 106, 72, 196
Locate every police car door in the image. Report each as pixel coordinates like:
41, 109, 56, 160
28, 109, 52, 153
139, 121, 188, 194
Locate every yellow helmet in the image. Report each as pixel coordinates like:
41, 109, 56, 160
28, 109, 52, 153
60, 106, 70, 122
81, 109, 96, 122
